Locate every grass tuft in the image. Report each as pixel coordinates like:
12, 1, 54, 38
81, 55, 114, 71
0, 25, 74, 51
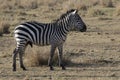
78, 3, 88, 11
87, 8, 105, 17
114, 6, 120, 16
0, 0, 38, 10
25, 46, 71, 67
0, 21, 10, 36
100, 0, 114, 7
19, 0, 38, 9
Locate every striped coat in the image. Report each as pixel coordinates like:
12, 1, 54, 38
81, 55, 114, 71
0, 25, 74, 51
12, 9, 87, 71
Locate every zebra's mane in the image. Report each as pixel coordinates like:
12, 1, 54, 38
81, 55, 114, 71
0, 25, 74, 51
55, 9, 78, 23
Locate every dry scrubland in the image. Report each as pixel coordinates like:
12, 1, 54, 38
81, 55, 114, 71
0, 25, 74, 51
1, 0, 120, 80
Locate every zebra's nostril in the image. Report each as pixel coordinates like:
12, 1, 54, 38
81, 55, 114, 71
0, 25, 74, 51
80, 25, 87, 32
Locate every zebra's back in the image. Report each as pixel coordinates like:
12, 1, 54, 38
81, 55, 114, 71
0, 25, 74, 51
14, 21, 54, 46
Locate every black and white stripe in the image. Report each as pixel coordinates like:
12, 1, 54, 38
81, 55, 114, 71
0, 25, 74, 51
12, 9, 87, 71
15, 22, 55, 46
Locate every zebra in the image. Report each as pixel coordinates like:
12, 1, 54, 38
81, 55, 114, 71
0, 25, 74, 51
12, 9, 87, 71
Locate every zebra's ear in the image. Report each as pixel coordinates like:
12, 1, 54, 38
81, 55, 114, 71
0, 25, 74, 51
71, 9, 78, 15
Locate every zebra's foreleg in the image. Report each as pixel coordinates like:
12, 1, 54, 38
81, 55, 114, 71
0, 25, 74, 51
12, 48, 18, 71
19, 48, 26, 71
58, 44, 66, 70
48, 45, 56, 70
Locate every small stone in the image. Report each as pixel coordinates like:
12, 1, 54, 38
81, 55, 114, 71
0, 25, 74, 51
111, 39, 115, 41
97, 32, 101, 35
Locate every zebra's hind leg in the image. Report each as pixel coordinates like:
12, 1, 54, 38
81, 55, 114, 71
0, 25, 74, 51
12, 47, 26, 71
12, 48, 18, 71
48, 45, 57, 70
19, 51, 26, 71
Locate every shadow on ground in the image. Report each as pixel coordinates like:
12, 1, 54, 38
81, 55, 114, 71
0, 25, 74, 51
65, 52, 120, 68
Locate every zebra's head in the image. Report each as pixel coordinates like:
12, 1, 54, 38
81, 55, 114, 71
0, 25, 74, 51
68, 9, 87, 32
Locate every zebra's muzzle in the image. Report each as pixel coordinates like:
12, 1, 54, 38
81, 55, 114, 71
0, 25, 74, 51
80, 25, 87, 32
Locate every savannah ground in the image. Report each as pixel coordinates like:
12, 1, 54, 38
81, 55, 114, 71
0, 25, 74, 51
0, 0, 120, 80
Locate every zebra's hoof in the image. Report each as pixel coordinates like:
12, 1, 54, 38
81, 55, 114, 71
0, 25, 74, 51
13, 68, 16, 71
21, 66, 27, 71
62, 66, 66, 70
23, 68, 27, 71
50, 66, 54, 70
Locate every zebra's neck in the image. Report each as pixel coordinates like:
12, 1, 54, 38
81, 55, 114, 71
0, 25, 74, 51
56, 16, 70, 34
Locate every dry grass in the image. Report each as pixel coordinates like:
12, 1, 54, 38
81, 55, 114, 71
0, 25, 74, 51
61, 0, 91, 17
25, 46, 49, 67
0, 21, 10, 36
62, 0, 115, 11
61, 0, 115, 17
99, 0, 114, 7
97, 17, 112, 20
0, 0, 14, 9
0, 0, 59, 10
0, 0, 38, 10
25, 46, 71, 67
18, 0, 38, 9
1, 0, 120, 79
87, 8, 105, 17
114, 5, 120, 16
0, 0, 117, 14
77, 3, 88, 11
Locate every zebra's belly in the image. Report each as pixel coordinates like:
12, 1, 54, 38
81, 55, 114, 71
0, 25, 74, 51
34, 41, 50, 46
